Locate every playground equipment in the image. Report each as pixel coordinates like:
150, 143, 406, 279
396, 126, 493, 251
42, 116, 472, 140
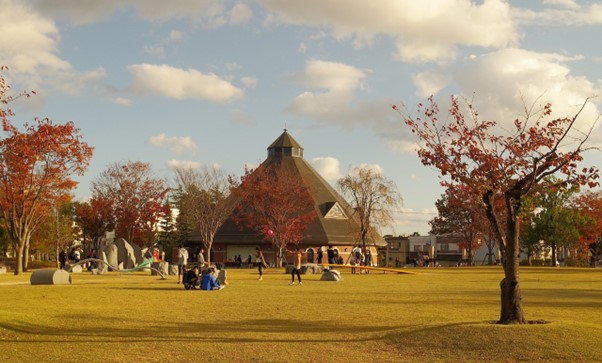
321, 264, 417, 275
67, 258, 166, 279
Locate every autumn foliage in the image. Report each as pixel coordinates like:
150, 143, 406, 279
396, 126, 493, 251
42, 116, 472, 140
91, 161, 170, 246
0, 69, 94, 274
398, 95, 599, 324
229, 162, 316, 266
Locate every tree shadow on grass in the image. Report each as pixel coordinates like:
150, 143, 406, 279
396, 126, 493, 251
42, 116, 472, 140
0, 317, 410, 344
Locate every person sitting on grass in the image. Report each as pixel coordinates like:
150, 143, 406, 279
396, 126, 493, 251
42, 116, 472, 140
183, 265, 200, 290
201, 267, 224, 291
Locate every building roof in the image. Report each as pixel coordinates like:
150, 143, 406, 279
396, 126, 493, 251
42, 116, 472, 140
213, 130, 386, 247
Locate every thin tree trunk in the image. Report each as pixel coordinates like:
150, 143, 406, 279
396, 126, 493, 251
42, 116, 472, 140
23, 239, 30, 272
551, 241, 557, 267
14, 242, 24, 275
498, 195, 526, 324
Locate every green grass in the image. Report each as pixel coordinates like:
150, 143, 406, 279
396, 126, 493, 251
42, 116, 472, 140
1, 266, 601, 362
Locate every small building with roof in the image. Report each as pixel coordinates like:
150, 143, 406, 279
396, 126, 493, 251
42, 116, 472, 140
196, 129, 386, 266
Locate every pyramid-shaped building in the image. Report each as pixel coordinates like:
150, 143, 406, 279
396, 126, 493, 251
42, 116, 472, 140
208, 130, 386, 265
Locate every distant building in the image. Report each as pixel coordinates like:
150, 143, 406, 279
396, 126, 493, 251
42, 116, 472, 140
408, 234, 464, 267
190, 130, 387, 266
379, 235, 410, 267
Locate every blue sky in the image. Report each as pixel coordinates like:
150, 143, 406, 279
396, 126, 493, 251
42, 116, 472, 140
2, 0, 601, 235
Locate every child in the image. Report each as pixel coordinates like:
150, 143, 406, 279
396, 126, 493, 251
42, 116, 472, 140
183, 266, 200, 290
201, 267, 224, 291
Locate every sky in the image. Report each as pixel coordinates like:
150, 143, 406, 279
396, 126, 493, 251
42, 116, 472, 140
1, 0, 601, 236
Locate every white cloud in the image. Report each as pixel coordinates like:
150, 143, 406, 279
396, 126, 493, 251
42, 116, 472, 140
127, 64, 244, 102
143, 46, 165, 57
148, 133, 197, 153
30, 0, 226, 25
166, 160, 201, 170
229, 3, 252, 24
289, 59, 366, 118
514, 2, 602, 26
258, 0, 518, 63
231, 110, 256, 126
353, 163, 383, 175
298, 42, 307, 54
109, 97, 131, 105
0, 0, 105, 96
310, 157, 341, 182
169, 30, 184, 41
241, 76, 258, 88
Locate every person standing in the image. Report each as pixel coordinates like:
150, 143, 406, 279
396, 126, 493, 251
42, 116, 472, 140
59, 249, 67, 270
327, 245, 335, 266
197, 248, 206, 271
176, 245, 189, 284
364, 247, 373, 274
255, 247, 266, 280
290, 247, 303, 286
317, 247, 323, 265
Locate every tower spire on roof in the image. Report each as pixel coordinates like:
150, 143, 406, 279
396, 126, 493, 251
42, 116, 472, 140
267, 129, 303, 158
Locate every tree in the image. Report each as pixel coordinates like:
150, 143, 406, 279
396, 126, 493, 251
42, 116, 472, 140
91, 161, 170, 246
32, 200, 76, 267
429, 185, 485, 265
521, 182, 588, 266
0, 70, 94, 275
173, 165, 232, 264
230, 162, 316, 267
398, 96, 599, 324
337, 166, 402, 248
571, 190, 602, 267
73, 198, 113, 252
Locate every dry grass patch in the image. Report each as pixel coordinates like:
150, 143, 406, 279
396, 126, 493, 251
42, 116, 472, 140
0, 267, 600, 362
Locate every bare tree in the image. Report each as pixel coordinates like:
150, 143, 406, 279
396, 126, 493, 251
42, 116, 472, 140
173, 165, 232, 264
337, 166, 402, 248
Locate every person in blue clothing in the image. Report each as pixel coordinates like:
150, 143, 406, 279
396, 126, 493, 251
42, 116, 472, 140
201, 267, 224, 291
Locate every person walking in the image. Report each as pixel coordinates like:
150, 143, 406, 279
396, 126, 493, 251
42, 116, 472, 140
255, 247, 266, 280
363, 247, 372, 274
59, 249, 67, 270
290, 247, 303, 286
317, 247, 323, 265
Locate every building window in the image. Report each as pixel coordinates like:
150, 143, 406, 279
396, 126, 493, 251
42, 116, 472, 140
440, 243, 449, 252
307, 248, 314, 263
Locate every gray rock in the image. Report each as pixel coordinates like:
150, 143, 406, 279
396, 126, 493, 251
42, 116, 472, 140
30, 269, 72, 285
99, 251, 109, 274
0, 266, 6, 275
114, 238, 136, 268
131, 243, 143, 265
70, 265, 83, 273
320, 269, 342, 281
104, 244, 119, 270
169, 265, 178, 276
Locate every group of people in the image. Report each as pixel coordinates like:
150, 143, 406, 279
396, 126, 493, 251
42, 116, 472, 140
349, 245, 373, 274
182, 265, 225, 291
177, 245, 224, 291
58, 246, 98, 271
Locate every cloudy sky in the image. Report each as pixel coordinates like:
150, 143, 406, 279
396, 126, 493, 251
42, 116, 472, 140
2, 0, 601, 235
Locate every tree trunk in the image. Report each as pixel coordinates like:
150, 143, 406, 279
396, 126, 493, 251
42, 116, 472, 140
498, 194, 526, 324
551, 241, 557, 267
22, 239, 30, 272
14, 242, 24, 275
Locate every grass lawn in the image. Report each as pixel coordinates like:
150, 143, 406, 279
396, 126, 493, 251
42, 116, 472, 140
1, 266, 601, 362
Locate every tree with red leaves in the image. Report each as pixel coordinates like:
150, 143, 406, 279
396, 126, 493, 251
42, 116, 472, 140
91, 161, 171, 246
571, 190, 602, 267
398, 96, 599, 324
429, 185, 485, 265
229, 162, 316, 267
0, 69, 94, 275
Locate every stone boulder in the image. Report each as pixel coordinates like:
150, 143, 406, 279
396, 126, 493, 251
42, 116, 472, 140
99, 251, 109, 274
320, 269, 342, 282
131, 244, 144, 265
0, 266, 6, 275
70, 264, 83, 273
31, 269, 72, 285
104, 244, 119, 271
169, 265, 178, 276
113, 238, 136, 268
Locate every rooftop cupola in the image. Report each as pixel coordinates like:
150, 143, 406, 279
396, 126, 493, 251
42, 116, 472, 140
267, 129, 304, 158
